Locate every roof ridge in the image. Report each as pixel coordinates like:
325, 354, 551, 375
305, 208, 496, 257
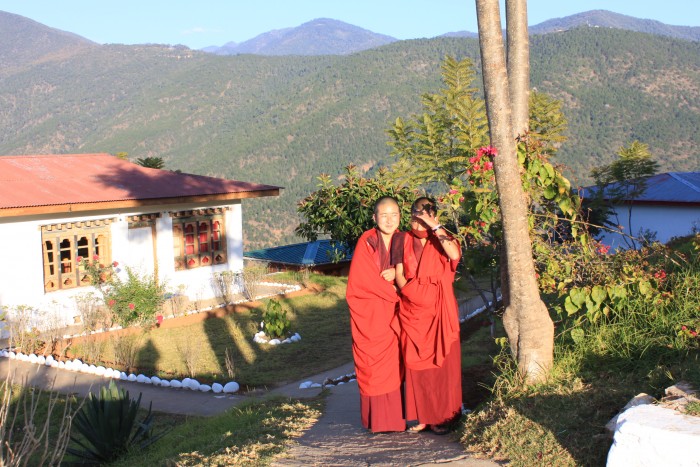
668, 172, 700, 193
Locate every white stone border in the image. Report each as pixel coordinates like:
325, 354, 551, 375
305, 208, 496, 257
0, 350, 241, 394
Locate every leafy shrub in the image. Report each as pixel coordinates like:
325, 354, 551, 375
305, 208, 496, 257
67, 381, 167, 463
261, 299, 291, 339
105, 267, 165, 328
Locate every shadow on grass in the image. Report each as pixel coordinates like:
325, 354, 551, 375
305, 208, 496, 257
491, 344, 700, 466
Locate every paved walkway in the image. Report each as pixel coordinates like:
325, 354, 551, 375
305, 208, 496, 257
1, 357, 499, 466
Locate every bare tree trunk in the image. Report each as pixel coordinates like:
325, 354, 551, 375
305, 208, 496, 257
499, 0, 529, 311
475, 0, 553, 383
506, 0, 530, 137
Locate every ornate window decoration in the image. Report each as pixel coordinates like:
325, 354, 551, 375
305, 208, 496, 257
41, 220, 113, 293
171, 208, 228, 270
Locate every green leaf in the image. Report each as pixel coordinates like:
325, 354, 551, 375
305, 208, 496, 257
570, 328, 585, 345
638, 280, 652, 297
591, 285, 607, 305
569, 287, 587, 307
564, 296, 579, 315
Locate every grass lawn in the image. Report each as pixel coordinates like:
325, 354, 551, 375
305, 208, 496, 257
69, 273, 353, 389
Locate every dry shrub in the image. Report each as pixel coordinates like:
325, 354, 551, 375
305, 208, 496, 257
175, 335, 201, 378
0, 380, 83, 466
111, 334, 143, 372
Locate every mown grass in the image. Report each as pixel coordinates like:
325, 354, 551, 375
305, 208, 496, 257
461, 260, 700, 466
103, 396, 324, 466
69, 274, 352, 389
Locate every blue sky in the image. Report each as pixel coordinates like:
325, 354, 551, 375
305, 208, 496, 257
1, 1, 698, 50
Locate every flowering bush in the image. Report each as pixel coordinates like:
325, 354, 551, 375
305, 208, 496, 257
104, 268, 165, 328
80, 256, 165, 328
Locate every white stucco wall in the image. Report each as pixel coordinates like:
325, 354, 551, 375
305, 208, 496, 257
599, 204, 700, 249
0, 200, 246, 331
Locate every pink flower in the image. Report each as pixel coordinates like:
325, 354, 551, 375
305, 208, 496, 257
469, 157, 477, 164
112, 261, 119, 267
108, 299, 115, 307
128, 303, 135, 310
682, 325, 688, 331
654, 270, 667, 280
76, 256, 83, 263
484, 161, 494, 171
466, 169, 472, 176
459, 197, 465, 202
449, 189, 459, 195
93, 254, 99, 261
477, 146, 498, 158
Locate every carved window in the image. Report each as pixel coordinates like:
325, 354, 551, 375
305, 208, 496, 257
41, 222, 112, 293
172, 213, 227, 270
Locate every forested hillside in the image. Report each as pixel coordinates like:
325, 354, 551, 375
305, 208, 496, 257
1, 21, 698, 248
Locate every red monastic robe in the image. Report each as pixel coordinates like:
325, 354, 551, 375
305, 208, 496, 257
399, 231, 462, 425
346, 228, 405, 432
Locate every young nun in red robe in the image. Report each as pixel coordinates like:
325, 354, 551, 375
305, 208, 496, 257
394, 197, 462, 435
346, 196, 405, 433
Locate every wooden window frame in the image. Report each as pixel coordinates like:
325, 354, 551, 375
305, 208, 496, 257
41, 222, 112, 293
172, 213, 227, 271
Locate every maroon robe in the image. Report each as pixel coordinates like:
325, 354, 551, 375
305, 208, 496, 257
346, 228, 405, 432
398, 231, 462, 425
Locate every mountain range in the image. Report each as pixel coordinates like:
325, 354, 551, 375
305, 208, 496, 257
202, 10, 700, 56
0, 9, 698, 249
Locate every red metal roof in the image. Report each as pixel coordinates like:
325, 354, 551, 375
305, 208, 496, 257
0, 153, 280, 215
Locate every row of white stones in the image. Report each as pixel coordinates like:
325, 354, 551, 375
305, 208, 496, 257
253, 331, 302, 345
299, 373, 357, 389
0, 350, 240, 394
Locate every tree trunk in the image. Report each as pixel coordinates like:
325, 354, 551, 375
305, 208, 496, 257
506, 0, 530, 138
475, 0, 553, 383
499, 0, 529, 312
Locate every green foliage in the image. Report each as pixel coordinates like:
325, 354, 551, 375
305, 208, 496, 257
67, 381, 167, 463
261, 299, 292, 339
1, 29, 698, 248
296, 165, 414, 255
104, 267, 166, 328
462, 261, 700, 465
386, 55, 489, 191
135, 156, 165, 169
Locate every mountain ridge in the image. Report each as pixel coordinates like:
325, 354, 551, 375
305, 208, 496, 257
0, 11, 697, 249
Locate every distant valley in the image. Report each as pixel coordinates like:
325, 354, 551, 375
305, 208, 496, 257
0, 9, 698, 248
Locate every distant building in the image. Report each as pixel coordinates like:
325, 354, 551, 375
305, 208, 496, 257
245, 239, 352, 275
581, 172, 700, 249
0, 153, 279, 327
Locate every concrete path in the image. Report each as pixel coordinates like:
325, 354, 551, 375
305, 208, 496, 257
271, 363, 498, 467
1, 357, 499, 466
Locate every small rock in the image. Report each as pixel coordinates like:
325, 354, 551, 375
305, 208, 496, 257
212, 383, 224, 393
223, 381, 240, 393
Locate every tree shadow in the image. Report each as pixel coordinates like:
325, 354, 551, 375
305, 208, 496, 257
498, 343, 700, 466
136, 337, 160, 377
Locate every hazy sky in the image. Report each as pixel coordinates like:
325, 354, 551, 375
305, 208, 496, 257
1, 0, 698, 50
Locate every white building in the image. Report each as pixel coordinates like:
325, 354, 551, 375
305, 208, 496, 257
0, 153, 279, 327
583, 172, 700, 249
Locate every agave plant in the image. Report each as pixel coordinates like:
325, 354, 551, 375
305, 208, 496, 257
67, 381, 167, 463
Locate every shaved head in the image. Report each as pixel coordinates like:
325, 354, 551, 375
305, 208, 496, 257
374, 196, 399, 214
